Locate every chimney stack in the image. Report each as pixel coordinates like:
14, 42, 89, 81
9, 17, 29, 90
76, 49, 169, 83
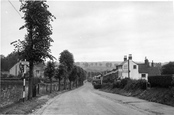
124, 55, 127, 61
145, 57, 149, 67
128, 54, 132, 60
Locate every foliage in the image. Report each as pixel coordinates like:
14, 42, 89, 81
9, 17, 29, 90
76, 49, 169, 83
113, 80, 121, 88
148, 75, 174, 88
59, 50, 74, 89
17, 1, 56, 62
113, 79, 148, 90
162, 62, 174, 74
123, 79, 148, 90
1, 52, 18, 71
120, 78, 130, 88
59, 50, 74, 72
69, 65, 77, 82
44, 61, 55, 80
44, 61, 55, 93
54, 67, 61, 81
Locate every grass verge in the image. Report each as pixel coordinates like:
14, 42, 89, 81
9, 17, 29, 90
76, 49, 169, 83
0, 90, 67, 114
100, 83, 174, 107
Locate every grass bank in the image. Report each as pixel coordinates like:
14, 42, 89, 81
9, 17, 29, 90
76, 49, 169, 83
100, 82, 174, 107
0, 90, 68, 114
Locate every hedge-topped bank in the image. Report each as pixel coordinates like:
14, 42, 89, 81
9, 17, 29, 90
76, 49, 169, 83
148, 74, 174, 88
113, 78, 148, 90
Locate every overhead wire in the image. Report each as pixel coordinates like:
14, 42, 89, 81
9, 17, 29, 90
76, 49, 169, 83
8, 0, 22, 18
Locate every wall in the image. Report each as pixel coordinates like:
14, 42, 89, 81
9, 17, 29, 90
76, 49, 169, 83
0, 80, 61, 108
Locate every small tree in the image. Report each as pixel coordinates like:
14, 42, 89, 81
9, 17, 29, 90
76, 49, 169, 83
44, 61, 55, 93
162, 62, 174, 74
54, 64, 65, 91
69, 65, 77, 89
59, 50, 74, 90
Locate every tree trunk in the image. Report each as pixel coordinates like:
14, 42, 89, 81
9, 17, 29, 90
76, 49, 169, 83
50, 78, 52, 93
64, 76, 66, 90
28, 60, 33, 100
76, 79, 78, 88
58, 78, 61, 91
69, 81, 71, 90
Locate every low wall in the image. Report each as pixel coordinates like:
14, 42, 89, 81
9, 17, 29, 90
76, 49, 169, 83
0, 80, 62, 108
0, 80, 27, 108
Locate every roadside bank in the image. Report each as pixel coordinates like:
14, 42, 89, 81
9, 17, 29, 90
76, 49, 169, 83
0, 90, 67, 114
99, 83, 174, 107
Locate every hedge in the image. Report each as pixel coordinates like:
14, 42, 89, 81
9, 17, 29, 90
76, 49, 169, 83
113, 78, 148, 90
148, 74, 174, 87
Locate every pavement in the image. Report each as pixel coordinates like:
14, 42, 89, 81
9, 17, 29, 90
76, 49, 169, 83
32, 82, 174, 115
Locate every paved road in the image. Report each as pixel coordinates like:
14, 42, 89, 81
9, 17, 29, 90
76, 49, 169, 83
33, 82, 174, 115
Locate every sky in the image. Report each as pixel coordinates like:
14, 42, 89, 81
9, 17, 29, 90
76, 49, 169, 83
1, 0, 174, 63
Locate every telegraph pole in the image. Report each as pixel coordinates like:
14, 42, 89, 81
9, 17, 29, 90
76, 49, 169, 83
128, 55, 130, 78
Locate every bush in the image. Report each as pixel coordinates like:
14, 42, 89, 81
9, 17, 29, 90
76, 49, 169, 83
113, 80, 121, 88
148, 75, 174, 88
124, 79, 148, 90
120, 78, 130, 88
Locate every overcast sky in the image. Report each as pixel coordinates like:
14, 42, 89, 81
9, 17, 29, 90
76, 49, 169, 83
1, 0, 174, 62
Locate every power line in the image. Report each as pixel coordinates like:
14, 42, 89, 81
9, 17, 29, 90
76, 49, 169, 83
8, 0, 22, 18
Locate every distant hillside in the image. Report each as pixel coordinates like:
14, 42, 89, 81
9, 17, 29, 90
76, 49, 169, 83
74, 61, 122, 72
55, 60, 164, 72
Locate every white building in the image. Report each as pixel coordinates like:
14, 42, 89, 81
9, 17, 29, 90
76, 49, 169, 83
117, 54, 160, 80
9, 61, 24, 76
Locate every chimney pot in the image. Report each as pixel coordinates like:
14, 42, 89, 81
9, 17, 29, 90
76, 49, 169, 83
124, 55, 127, 61
128, 54, 132, 60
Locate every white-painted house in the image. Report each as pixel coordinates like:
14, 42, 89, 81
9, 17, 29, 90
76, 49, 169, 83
117, 54, 161, 80
117, 54, 140, 80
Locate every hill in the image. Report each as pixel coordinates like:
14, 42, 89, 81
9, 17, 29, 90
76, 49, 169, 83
74, 61, 122, 72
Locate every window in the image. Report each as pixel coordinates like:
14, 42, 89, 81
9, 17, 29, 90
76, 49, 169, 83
142, 74, 146, 78
133, 65, 137, 69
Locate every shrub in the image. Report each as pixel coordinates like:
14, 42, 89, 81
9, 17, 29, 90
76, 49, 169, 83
113, 80, 121, 88
120, 78, 130, 88
148, 75, 174, 88
124, 79, 148, 90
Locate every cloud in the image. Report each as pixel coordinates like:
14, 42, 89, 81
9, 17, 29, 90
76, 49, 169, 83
1, 1, 174, 62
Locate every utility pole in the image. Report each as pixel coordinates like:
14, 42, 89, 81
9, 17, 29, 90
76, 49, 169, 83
128, 55, 130, 78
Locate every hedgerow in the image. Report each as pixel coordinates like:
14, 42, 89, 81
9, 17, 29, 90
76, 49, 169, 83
148, 75, 174, 88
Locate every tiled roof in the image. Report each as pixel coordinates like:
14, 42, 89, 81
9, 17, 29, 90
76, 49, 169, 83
148, 67, 161, 76
138, 64, 148, 73
138, 64, 161, 76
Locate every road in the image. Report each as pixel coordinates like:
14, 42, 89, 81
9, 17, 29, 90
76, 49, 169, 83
33, 82, 174, 115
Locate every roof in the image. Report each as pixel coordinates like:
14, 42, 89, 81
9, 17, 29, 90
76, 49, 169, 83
118, 61, 127, 66
118, 60, 137, 66
138, 64, 161, 76
148, 67, 161, 76
103, 70, 118, 76
138, 64, 149, 73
